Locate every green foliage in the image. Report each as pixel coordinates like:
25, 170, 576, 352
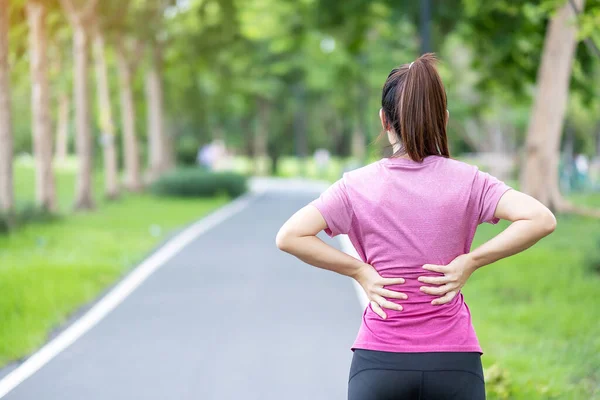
484, 364, 513, 399
467, 206, 600, 399
175, 134, 201, 166
583, 236, 600, 276
0, 203, 58, 236
7, 0, 600, 162
0, 198, 227, 366
151, 168, 248, 198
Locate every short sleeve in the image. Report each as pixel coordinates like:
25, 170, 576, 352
472, 168, 512, 225
310, 177, 354, 237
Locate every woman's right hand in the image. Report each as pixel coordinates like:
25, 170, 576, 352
353, 263, 407, 319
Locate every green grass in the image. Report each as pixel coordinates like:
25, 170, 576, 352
3, 157, 600, 399
467, 208, 600, 399
0, 161, 228, 366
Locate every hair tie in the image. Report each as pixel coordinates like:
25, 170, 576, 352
409, 62, 414, 69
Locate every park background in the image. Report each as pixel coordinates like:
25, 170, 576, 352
0, 0, 600, 399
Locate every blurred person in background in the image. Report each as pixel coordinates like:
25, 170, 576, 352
276, 53, 556, 400
574, 153, 590, 190
197, 139, 228, 171
314, 148, 331, 179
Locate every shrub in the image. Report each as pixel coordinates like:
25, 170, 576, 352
584, 237, 600, 276
0, 203, 58, 235
176, 134, 201, 166
151, 168, 248, 199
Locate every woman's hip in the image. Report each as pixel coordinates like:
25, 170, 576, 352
348, 349, 485, 400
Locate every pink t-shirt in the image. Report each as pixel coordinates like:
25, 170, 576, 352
310, 155, 512, 354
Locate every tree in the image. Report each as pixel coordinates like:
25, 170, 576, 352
60, 0, 98, 210
520, 0, 599, 214
0, 0, 13, 212
93, 27, 119, 199
116, 38, 143, 191
145, 42, 169, 181
27, 0, 57, 211
251, 96, 271, 175
54, 91, 70, 160
140, 0, 175, 180
49, 20, 72, 162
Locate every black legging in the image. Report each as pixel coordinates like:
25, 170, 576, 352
348, 349, 486, 400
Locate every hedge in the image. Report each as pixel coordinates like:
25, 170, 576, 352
150, 168, 248, 199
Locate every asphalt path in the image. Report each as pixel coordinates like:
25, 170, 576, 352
2, 186, 362, 400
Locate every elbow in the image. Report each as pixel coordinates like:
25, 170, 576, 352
538, 208, 557, 236
275, 228, 292, 252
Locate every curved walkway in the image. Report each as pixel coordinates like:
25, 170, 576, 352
0, 179, 362, 400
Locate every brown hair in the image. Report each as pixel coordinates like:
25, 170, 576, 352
380, 53, 450, 162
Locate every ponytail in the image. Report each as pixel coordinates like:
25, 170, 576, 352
381, 53, 450, 162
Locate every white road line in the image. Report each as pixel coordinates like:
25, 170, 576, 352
0, 192, 259, 399
338, 235, 369, 310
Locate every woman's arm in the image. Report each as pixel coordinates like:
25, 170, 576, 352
418, 189, 557, 304
276, 204, 407, 319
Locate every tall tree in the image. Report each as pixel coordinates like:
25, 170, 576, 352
27, 1, 57, 211
116, 38, 143, 191
54, 91, 70, 160
0, 0, 13, 212
520, 0, 590, 212
145, 43, 168, 181
93, 27, 119, 199
253, 97, 271, 175
50, 20, 72, 162
60, 0, 98, 209
141, 0, 175, 179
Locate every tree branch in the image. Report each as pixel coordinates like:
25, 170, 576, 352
567, 0, 600, 60
59, 0, 77, 22
81, 0, 100, 21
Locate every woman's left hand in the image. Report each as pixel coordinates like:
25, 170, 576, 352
417, 254, 476, 305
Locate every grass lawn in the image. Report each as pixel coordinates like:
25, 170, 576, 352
2, 157, 599, 399
0, 161, 229, 366
467, 198, 600, 399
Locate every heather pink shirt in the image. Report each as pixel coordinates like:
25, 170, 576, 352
310, 155, 512, 354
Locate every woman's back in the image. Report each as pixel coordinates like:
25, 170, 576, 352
277, 53, 555, 400
311, 154, 512, 353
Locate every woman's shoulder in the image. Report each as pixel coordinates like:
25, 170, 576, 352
437, 156, 480, 176
341, 160, 383, 182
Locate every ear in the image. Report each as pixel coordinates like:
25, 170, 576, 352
445, 109, 449, 127
379, 108, 387, 131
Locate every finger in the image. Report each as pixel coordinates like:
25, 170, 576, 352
373, 294, 403, 312
420, 284, 452, 296
376, 288, 408, 300
422, 264, 446, 273
381, 277, 405, 285
417, 275, 451, 285
370, 301, 387, 319
432, 291, 457, 305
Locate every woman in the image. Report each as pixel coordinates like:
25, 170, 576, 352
275, 53, 556, 399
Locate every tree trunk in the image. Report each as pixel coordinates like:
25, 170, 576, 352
351, 129, 366, 161
54, 93, 70, 160
116, 46, 142, 191
163, 117, 176, 170
27, 1, 56, 211
93, 31, 119, 199
145, 46, 166, 181
352, 81, 368, 162
253, 97, 270, 175
595, 119, 600, 158
72, 23, 94, 209
520, 0, 584, 210
0, 0, 13, 212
